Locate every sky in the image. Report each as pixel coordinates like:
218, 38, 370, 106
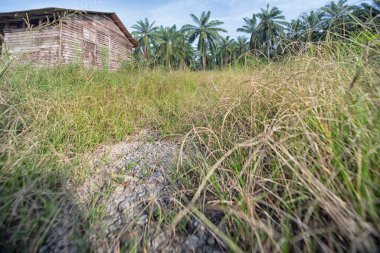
0, 0, 370, 38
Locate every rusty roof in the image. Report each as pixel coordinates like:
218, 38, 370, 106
0, 7, 138, 47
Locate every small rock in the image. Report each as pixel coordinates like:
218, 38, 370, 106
207, 237, 215, 246
136, 214, 148, 225
38, 245, 48, 253
203, 246, 215, 253
184, 235, 200, 252
196, 227, 207, 246
152, 232, 167, 250
135, 184, 145, 192
117, 198, 132, 211
138, 192, 146, 198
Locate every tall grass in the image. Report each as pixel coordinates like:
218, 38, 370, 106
173, 44, 380, 252
0, 40, 379, 252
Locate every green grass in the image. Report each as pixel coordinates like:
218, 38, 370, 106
0, 41, 379, 252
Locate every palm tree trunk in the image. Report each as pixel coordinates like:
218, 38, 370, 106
144, 36, 149, 60
202, 52, 206, 70
144, 46, 148, 59
200, 38, 206, 70
249, 35, 254, 51
244, 54, 247, 71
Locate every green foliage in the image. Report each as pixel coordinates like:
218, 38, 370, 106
181, 11, 227, 70
254, 4, 287, 59
98, 46, 110, 71
131, 18, 159, 60
1, 37, 379, 251
129, 1, 379, 69
236, 14, 257, 50
0, 1, 379, 252
154, 25, 195, 69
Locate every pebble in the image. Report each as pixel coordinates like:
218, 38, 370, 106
203, 246, 216, 253
151, 232, 167, 250
196, 227, 207, 246
184, 235, 200, 252
207, 236, 215, 246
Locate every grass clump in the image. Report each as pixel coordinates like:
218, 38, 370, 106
0, 41, 379, 252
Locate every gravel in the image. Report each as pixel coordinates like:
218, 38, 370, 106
75, 130, 182, 251
42, 130, 226, 252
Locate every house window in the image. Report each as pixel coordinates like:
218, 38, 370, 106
8, 21, 24, 30
83, 27, 96, 43
83, 41, 97, 67
29, 19, 41, 28
0, 24, 4, 55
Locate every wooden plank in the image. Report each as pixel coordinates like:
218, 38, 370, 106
3, 23, 60, 65
58, 20, 62, 63
3, 12, 133, 69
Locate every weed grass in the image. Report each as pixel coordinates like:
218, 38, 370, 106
0, 41, 379, 252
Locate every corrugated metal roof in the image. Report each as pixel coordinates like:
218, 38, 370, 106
0, 7, 138, 47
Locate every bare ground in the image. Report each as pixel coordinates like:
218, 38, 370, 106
61, 130, 225, 253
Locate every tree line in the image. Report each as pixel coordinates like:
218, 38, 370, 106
130, 0, 380, 70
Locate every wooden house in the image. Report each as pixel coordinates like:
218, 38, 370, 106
0, 7, 138, 70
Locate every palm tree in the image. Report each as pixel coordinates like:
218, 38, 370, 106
155, 25, 179, 68
255, 4, 288, 59
237, 15, 257, 50
352, 2, 380, 24
176, 34, 195, 69
235, 36, 249, 56
301, 10, 324, 41
375, 0, 380, 7
288, 19, 304, 41
216, 36, 235, 67
182, 11, 226, 70
321, 0, 356, 38
131, 18, 159, 60
154, 26, 195, 69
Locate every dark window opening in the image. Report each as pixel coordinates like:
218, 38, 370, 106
8, 21, 24, 30
29, 19, 40, 28
40, 18, 48, 26
0, 23, 4, 55
0, 24, 4, 36
26, 17, 58, 30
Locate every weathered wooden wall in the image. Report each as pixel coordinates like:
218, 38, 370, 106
2, 13, 133, 70
4, 24, 60, 65
60, 13, 133, 70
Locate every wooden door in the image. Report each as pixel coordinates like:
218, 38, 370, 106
83, 41, 96, 67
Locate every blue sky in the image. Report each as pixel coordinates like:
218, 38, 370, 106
0, 0, 369, 37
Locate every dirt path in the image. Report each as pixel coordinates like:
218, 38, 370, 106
71, 130, 224, 253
